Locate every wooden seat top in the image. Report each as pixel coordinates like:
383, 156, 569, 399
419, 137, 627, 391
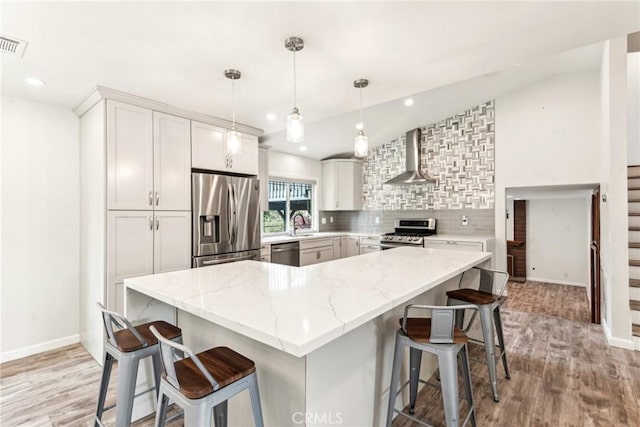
173, 346, 256, 400
399, 318, 467, 344
446, 288, 500, 305
113, 321, 182, 353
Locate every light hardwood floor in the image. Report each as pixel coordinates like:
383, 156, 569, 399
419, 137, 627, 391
1, 281, 638, 426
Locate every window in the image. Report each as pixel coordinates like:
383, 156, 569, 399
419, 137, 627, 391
263, 180, 313, 234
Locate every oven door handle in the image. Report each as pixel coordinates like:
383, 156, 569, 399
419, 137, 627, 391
380, 243, 400, 249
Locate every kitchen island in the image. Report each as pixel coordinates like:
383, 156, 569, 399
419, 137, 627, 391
125, 247, 491, 426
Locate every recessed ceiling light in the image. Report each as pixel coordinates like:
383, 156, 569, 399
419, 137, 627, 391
355, 122, 363, 130
299, 146, 307, 152
515, 197, 522, 200
513, 63, 522, 67
266, 113, 277, 121
506, 195, 513, 198
404, 98, 414, 107
25, 77, 45, 87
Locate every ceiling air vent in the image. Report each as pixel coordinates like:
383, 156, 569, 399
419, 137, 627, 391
0, 36, 28, 58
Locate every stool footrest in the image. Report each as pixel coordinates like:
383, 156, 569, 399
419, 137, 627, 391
391, 408, 434, 427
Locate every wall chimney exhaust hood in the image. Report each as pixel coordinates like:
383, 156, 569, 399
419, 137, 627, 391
385, 128, 437, 185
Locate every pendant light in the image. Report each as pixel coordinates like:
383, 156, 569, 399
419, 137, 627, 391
354, 78, 369, 158
285, 37, 304, 143
224, 69, 242, 155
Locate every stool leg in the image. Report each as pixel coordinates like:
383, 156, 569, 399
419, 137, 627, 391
95, 352, 114, 426
408, 347, 422, 414
115, 355, 139, 427
247, 373, 265, 427
385, 334, 404, 427
185, 404, 212, 427
438, 347, 460, 427
459, 344, 476, 427
213, 400, 228, 427
450, 298, 465, 329
479, 305, 499, 402
494, 306, 511, 379
154, 384, 169, 427
151, 351, 162, 398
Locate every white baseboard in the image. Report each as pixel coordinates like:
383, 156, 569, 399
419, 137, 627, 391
526, 277, 586, 287
601, 319, 635, 351
0, 334, 80, 364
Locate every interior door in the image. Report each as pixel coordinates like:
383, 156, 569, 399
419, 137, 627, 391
590, 189, 601, 324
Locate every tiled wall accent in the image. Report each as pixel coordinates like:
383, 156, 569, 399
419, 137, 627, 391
319, 209, 495, 236
362, 101, 495, 210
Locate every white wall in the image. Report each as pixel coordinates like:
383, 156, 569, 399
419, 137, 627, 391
526, 198, 589, 286
506, 198, 514, 241
494, 71, 601, 278
1, 96, 80, 362
628, 52, 640, 165
599, 38, 631, 347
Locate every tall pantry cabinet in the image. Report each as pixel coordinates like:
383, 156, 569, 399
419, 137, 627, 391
79, 99, 191, 362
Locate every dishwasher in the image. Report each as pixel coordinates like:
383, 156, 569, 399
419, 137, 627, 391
271, 241, 300, 266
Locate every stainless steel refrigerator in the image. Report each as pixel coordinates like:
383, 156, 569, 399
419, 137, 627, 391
192, 172, 260, 267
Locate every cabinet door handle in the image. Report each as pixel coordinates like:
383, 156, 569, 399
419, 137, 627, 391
148, 191, 153, 206
316, 251, 320, 259
156, 216, 159, 230
155, 191, 159, 206
447, 241, 457, 244
149, 216, 153, 230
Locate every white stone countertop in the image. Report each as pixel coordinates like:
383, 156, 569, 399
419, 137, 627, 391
261, 231, 381, 245
125, 247, 491, 358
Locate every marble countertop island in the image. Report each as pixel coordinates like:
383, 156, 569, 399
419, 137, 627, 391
125, 247, 491, 358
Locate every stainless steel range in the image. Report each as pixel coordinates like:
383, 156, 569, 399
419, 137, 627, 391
380, 218, 436, 250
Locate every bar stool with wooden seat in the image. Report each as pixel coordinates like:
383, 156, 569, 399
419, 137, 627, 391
446, 266, 510, 402
150, 326, 264, 427
95, 302, 183, 427
386, 304, 477, 427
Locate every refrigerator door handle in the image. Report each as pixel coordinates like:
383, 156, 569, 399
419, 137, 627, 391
232, 184, 238, 245
227, 184, 234, 245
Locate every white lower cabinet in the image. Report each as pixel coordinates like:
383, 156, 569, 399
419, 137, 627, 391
341, 236, 360, 258
359, 236, 381, 254
300, 247, 334, 266
299, 238, 335, 266
108, 210, 190, 313
333, 237, 342, 259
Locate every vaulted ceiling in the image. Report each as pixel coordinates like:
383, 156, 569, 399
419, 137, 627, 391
2, 1, 639, 158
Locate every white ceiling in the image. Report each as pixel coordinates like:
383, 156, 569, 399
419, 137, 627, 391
2, 1, 639, 158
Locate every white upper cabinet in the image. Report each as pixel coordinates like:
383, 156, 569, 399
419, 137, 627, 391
191, 121, 226, 172
191, 120, 259, 175
107, 101, 191, 211
107, 100, 153, 210
321, 159, 363, 210
233, 133, 259, 175
153, 112, 191, 211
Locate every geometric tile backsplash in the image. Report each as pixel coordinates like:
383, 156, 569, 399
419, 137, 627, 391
362, 100, 495, 210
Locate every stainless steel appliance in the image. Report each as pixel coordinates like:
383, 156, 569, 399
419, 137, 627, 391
385, 128, 437, 185
192, 172, 260, 267
271, 242, 300, 266
380, 218, 436, 250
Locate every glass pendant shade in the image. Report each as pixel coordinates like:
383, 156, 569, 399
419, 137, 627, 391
287, 108, 304, 143
354, 130, 368, 158
227, 127, 242, 155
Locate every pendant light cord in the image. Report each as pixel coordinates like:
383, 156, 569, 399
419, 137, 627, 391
231, 77, 236, 127
359, 87, 363, 129
293, 49, 297, 110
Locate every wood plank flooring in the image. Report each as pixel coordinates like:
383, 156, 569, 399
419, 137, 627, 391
393, 281, 640, 427
1, 281, 638, 426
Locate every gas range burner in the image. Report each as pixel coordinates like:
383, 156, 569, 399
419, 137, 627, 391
380, 218, 437, 248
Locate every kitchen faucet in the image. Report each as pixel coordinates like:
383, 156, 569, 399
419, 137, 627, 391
290, 212, 305, 236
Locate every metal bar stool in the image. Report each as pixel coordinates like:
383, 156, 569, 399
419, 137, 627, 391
386, 304, 477, 427
95, 302, 182, 427
446, 266, 510, 402
150, 326, 264, 427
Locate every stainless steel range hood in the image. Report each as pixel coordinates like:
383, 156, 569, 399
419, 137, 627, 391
385, 128, 437, 185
